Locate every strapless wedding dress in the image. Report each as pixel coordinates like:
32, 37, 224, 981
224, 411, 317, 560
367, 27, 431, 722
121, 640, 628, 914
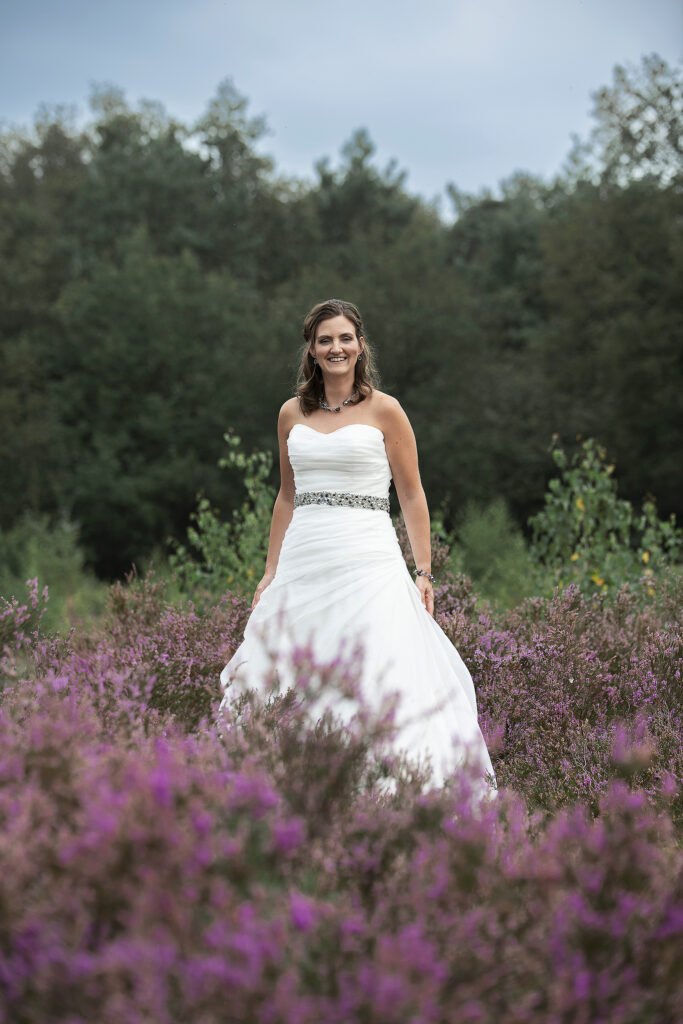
219, 422, 496, 793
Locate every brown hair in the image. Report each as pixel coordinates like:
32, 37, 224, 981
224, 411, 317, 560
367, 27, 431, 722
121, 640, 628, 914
295, 299, 380, 414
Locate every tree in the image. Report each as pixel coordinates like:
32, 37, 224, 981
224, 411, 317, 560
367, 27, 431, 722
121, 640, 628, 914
312, 128, 418, 245
563, 53, 682, 187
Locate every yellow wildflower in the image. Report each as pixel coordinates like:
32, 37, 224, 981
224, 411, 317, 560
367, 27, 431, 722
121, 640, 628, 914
642, 551, 650, 564
643, 568, 653, 577
607, 464, 615, 475
591, 572, 604, 586
576, 497, 585, 512
570, 552, 579, 562
647, 587, 655, 597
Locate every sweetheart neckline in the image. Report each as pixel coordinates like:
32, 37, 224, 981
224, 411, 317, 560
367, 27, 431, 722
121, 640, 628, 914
287, 422, 385, 442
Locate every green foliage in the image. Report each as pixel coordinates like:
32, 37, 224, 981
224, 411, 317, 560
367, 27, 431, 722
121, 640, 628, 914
0, 513, 107, 632
169, 433, 276, 601
45, 229, 271, 577
529, 437, 681, 598
448, 497, 540, 609
564, 53, 682, 187
534, 175, 682, 515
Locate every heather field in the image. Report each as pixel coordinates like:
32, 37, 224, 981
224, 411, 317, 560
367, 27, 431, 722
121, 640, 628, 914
1, 561, 681, 1023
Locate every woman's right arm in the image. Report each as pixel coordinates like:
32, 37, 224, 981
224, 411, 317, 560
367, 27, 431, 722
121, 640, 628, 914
251, 401, 297, 610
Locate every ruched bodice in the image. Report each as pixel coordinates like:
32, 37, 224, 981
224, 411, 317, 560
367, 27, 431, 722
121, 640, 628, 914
287, 423, 392, 499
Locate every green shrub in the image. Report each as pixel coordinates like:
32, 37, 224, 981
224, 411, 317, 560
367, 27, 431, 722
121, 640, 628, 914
0, 513, 107, 632
448, 497, 540, 608
169, 431, 276, 602
529, 436, 681, 599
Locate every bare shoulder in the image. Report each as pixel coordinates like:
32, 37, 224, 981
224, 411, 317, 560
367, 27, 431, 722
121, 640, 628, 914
371, 390, 413, 439
277, 397, 300, 437
367, 389, 402, 418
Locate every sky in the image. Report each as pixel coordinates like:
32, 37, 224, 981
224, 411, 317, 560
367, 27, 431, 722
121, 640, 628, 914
1, 0, 681, 208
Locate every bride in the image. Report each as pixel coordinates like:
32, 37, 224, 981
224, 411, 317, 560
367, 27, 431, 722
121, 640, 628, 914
219, 298, 497, 794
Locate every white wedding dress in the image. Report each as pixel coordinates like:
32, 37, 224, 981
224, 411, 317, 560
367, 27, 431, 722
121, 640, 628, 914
219, 422, 497, 793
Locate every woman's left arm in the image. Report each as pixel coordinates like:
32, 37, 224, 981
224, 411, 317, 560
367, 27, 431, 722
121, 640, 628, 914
380, 397, 434, 617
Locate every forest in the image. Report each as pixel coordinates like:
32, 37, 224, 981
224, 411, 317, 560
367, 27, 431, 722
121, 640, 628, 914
0, 54, 681, 582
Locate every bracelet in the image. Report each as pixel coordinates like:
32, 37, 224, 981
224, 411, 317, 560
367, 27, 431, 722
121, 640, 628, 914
413, 568, 436, 584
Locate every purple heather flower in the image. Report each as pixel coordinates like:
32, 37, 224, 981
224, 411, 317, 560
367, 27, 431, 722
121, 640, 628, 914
272, 818, 305, 854
289, 892, 316, 932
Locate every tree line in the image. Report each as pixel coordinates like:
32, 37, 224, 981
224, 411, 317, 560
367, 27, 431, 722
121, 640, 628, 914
0, 55, 680, 578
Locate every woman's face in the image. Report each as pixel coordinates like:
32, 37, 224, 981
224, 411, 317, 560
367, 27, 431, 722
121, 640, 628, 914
310, 315, 364, 377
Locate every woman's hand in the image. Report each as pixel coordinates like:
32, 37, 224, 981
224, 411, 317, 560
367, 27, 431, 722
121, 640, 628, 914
251, 572, 275, 610
414, 574, 434, 617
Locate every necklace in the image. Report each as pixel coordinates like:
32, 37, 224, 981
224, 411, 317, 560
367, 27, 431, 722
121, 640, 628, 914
319, 391, 358, 413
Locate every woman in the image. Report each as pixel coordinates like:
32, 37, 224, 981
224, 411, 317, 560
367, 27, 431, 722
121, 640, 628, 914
219, 298, 496, 794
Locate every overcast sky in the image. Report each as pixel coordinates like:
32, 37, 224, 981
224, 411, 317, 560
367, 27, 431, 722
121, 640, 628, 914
2, 0, 681, 207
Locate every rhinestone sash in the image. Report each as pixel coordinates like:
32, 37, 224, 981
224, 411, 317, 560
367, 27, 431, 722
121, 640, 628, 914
294, 490, 390, 513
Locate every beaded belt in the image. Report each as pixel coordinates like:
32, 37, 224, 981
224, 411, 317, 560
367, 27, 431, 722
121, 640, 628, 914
294, 490, 390, 513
